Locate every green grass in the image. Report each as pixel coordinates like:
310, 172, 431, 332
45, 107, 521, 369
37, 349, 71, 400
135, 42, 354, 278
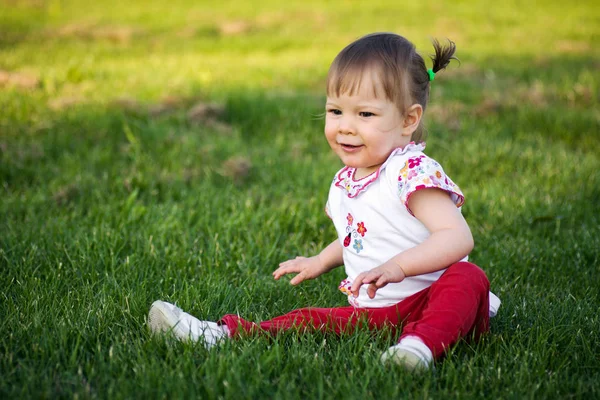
1, 0, 599, 398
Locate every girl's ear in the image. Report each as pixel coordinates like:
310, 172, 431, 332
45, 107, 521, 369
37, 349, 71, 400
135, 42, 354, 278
401, 104, 423, 136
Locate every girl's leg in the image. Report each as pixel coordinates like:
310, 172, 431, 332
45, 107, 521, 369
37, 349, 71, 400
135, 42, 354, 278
219, 300, 417, 337
148, 301, 407, 347
219, 306, 365, 336
395, 261, 491, 359
217, 271, 469, 339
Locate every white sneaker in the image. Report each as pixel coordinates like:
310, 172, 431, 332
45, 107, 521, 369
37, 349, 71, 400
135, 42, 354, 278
380, 337, 433, 371
381, 346, 428, 371
147, 300, 228, 348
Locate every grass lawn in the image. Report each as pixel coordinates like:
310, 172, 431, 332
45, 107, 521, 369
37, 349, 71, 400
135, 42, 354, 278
1, 0, 599, 398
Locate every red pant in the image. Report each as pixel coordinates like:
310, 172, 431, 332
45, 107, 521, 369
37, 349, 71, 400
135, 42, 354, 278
219, 262, 490, 358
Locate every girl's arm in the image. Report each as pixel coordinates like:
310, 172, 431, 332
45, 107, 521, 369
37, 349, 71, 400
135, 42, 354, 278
351, 188, 474, 298
273, 239, 344, 285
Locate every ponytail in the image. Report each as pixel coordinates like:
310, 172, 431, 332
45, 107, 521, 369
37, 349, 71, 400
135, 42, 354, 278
409, 37, 458, 143
430, 38, 459, 74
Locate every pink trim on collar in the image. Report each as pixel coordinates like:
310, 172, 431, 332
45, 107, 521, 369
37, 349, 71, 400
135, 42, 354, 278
334, 142, 425, 198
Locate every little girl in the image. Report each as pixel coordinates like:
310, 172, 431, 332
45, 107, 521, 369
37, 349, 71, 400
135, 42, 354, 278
148, 32, 500, 371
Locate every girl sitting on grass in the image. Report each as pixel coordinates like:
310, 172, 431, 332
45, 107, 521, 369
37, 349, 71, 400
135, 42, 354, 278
148, 32, 500, 371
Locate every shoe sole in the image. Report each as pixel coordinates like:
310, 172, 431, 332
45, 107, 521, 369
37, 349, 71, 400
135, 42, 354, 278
148, 300, 188, 340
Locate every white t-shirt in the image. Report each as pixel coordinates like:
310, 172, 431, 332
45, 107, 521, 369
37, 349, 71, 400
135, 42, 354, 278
326, 143, 500, 315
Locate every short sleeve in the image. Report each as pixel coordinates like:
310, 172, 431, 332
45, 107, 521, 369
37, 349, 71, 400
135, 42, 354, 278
325, 200, 332, 219
397, 154, 464, 216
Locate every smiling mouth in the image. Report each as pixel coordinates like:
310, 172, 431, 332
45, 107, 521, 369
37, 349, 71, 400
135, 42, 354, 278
340, 143, 364, 152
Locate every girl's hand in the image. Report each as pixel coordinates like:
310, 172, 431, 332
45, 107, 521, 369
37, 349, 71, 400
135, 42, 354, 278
351, 262, 407, 299
273, 255, 330, 285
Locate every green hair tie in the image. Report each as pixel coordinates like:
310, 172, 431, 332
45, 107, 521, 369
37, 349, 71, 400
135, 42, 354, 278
427, 68, 435, 81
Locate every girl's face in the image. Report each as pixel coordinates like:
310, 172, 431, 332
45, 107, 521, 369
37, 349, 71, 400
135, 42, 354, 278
325, 73, 412, 179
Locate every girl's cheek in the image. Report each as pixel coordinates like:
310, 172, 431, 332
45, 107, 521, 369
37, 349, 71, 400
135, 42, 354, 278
324, 121, 336, 134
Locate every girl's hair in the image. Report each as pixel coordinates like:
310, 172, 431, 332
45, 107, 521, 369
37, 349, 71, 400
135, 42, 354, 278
326, 33, 458, 143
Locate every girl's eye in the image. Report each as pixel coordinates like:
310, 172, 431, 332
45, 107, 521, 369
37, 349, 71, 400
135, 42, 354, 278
327, 109, 342, 115
359, 111, 375, 117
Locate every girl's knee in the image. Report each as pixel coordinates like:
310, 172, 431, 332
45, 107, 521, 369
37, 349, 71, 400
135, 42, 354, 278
446, 262, 490, 291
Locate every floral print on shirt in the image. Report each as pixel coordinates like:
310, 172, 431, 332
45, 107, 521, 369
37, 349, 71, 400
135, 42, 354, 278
338, 278, 359, 307
343, 213, 367, 254
334, 142, 426, 198
397, 155, 464, 216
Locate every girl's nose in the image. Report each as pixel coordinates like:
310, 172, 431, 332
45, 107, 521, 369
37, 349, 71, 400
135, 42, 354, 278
338, 116, 355, 134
